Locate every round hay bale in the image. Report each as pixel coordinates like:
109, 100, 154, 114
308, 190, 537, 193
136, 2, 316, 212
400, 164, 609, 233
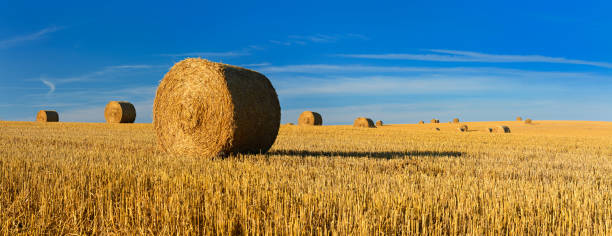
286, 123, 294, 126
493, 125, 511, 133
432, 127, 440, 131
452, 118, 460, 123
104, 101, 136, 123
430, 119, 440, 124
36, 110, 59, 122
298, 111, 322, 126
353, 117, 375, 128
516, 116, 523, 121
153, 58, 281, 157
376, 120, 383, 126
418, 120, 425, 124
488, 128, 494, 133
457, 124, 468, 132
524, 118, 532, 124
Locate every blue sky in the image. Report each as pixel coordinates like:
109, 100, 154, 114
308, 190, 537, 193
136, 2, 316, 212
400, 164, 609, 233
1, 0, 612, 124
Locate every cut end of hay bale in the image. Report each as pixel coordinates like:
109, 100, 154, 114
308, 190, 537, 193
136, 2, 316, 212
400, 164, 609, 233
104, 101, 136, 123
36, 110, 59, 122
524, 118, 533, 124
298, 111, 322, 126
353, 117, 375, 128
418, 120, 425, 124
516, 116, 523, 121
430, 119, 440, 124
376, 120, 383, 127
153, 58, 281, 158
453, 118, 460, 123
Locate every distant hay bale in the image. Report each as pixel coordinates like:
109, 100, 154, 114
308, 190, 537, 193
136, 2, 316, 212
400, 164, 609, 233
286, 123, 294, 125
516, 116, 523, 121
525, 118, 533, 124
433, 127, 440, 131
430, 119, 440, 124
376, 120, 383, 127
353, 117, 375, 128
104, 101, 136, 123
488, 128, 493, 133
36, 110, 59, 122
418, 120, 425, 124
453, 118, 460, 123
298, 111, 322, 126
153, 58, 280, 157
457, 125, 468, 132
493, 125, 511, 133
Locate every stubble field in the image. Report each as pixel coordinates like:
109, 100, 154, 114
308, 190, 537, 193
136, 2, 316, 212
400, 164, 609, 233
0, 120, 611, 234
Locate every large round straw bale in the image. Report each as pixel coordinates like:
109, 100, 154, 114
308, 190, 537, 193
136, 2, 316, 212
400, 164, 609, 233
430, 119, 440, 124
353, 117, 375, 128
36, 110, 59, 122
516, 116, 523, 121
493, 125, 511, 133
153, 58, 281, 157
376, 120, 383, 126
524, 118, 532, 124
298, 111, 322, 126
452, 118, 460, 123
104, 101, 136, 123
418, 120, 425, 124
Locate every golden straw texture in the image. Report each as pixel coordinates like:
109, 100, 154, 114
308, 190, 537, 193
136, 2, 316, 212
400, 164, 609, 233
298, 111, 322, 126
353, 117, 375, 128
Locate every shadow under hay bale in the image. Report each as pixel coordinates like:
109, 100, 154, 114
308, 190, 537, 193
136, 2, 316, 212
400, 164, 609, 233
104, 101, 136, 123
36, 110, 59, 122
353, 117, 376, 128
298, 111, 322, 126
268, 149, 463, 159
153, 58, 280, 158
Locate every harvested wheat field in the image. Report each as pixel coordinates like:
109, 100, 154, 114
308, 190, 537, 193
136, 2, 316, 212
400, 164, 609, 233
0, 120, 611, 234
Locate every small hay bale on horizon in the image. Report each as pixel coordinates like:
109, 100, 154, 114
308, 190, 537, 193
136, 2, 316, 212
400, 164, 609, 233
298, 111, 322, 126
153, 58, 280, 158
418, 120, 425, 124
453, 118, 460, 123
353, 117, 376, 128
376, 120, 383, 127
36, 110, 59, 122
524, 118, 533, 124
492, 125, 511, 133
516, 116, 523, 121
104, 101, 136, 123
286, 122, 294, 125
430, 119, 440, 124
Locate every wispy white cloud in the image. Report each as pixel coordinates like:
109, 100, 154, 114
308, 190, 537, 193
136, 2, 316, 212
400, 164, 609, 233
0, 26, 64, 49
336, 49, 612, 68
41, 79, 56, 94
270, 33, 368, 46
160, 51, 249, 57
240, 62, 271, 67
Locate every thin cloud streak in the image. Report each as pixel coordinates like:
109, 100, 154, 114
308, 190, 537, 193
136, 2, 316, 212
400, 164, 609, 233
0, 26, 64, 48
336, 49, 612, 68
160, 51, 250, 57
41, 79, 56, 94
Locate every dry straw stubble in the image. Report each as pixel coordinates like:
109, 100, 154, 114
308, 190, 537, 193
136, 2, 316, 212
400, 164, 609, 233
153, 58, 281, 157
36, 110, 59, 122
104, 101, 136, 123
353, 117, 375, 128
298, 111, 322, 126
